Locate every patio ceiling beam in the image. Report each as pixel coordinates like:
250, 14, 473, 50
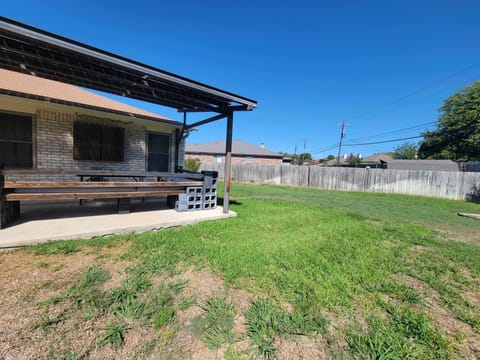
184, 113, 228, 130
0, 17, 258, 114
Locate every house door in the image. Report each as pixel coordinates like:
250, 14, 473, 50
147, 132, 170, 172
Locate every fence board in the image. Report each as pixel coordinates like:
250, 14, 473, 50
198, 163, 480, 200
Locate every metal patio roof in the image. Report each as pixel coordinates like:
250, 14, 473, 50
0, 16, 257, 114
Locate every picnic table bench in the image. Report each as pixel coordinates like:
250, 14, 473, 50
0, 169, 217, 229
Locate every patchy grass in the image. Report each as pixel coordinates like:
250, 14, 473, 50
0, 183, 479, 359
193, 296, 235, 349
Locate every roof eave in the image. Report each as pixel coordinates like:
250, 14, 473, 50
0, 89, 182, 126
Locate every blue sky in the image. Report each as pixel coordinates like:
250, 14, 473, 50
3, 0, 480, 158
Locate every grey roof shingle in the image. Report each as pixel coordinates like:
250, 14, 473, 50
381, 159, 459, 171
185, 140, 283, 158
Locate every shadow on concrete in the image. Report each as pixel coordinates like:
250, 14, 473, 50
10, 198, 172, 227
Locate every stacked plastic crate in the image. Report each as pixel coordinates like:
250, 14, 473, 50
175, 170, 218, 212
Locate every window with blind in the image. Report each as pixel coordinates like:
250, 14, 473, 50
147, 133, 170, 171
0, 112, 33, 169
73, 122, 124, 162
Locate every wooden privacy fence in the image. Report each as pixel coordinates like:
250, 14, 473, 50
199, 163, 480, 200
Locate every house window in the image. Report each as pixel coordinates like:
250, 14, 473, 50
147, 132, 170, 171
0, 112, 33, 169
215, 155, 222, 164
73, 122, 124, 162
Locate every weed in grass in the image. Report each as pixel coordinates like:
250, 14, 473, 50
81, 266, 112, 287
245, 298, 278, 358
178, 297, 195, 310
42, 294, 66, 307
224, 346, 249, 360
65, 266, 112, 319
168, 279, 189, 294
142, 283, 176, 329
37, 261, 49, 268
378, 279, 424, 305
50, 263, 66, 272
246, 296, 329, 358
99, 321, 129, 350
32, 311, 68, 333
63, 352, 78, 360
154, 307, 175, 329
193, 296, 235, 349
33, 241, 80, 255
115, 295, 145, 320
138, 338, 157, 357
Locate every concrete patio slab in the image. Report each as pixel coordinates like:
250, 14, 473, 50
0, 200, 236, 248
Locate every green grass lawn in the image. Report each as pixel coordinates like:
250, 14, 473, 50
2, 183, 480, 359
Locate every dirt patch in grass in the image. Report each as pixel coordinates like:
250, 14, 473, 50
396, 274, 480, 359
276, 336, 328, 359
411, 245, 428, 253
0, 246, 133, 359
170, 268, 253, 359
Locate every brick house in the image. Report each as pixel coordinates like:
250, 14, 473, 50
185, 140, 283, 166
0, 68, 184, 176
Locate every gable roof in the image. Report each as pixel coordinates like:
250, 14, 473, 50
363, 153, 393, 163
186, 140, 283, 158
0, 68, 179, 125
381, 159, 459, 172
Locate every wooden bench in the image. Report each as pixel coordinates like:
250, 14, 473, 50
0, 169, 206, 228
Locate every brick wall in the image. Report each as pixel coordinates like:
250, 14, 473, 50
185, 154, 283, 166
8, 108, 179, 181
36, 110, 147, 172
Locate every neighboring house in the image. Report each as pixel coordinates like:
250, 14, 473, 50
380, 159, 459, 172
363, 153, 393, 164
185, 140, 283, 165
0, 68, 184, 175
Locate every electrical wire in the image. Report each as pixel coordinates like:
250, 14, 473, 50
343, 135, 423, 147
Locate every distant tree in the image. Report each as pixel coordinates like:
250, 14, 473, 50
419, 81, 480, 161
184, 158, 201, 171
280, 152, 313, 165
326, 154, 335, 160
348, 153, 363, 166
393, 142, 417, 159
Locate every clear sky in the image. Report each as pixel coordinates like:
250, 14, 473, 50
2, 0, 480, 158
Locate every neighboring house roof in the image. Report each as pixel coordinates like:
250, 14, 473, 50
325, 157, 348, 166
186, 140, 283, 158
381, 159, 459, 172
363, 153, 393, 163
0, 68, 179, 125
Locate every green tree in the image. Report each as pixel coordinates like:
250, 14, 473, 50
184, 158, 201, 171
393, 142, 417, 159
280, 152, 313, 165
326, 154, 335, 160
419, 81, 480, 161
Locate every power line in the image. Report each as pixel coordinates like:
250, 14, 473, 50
343, 135, 423, 147
307, 121, 433, 154
346, 121, 436, 143
349, 63, 479, 123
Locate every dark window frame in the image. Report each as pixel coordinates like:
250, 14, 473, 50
73, 121, 125, 162
146, 131, 170, 172
0, 110, 35, 169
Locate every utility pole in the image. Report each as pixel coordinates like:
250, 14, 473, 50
302, 139, 307, 164
337, 122, 349, 165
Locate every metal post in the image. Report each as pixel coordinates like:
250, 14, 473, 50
223, 112, 233, 213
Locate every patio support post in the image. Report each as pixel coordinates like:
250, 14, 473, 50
223, 112, 233, 214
